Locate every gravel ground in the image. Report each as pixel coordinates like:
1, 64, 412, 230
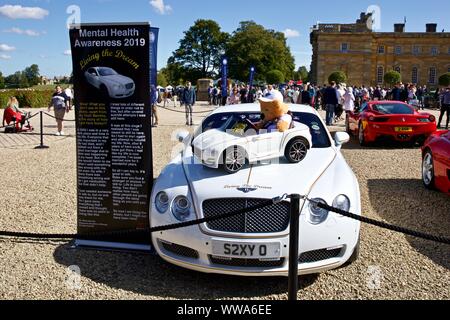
0, 103, 448, 300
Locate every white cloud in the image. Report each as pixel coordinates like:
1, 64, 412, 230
0, 5, 49, 19
63, 50, 72, 56
283, 29, 300, 38
149, 0, 172, 15
0, 44, 15, 51
4, 27, 41, 36
0, 54, 11, 59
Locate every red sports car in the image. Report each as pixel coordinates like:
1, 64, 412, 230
347, 101, 437, 146
422, 130, 450, 195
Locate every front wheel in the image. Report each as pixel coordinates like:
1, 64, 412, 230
422, 151, 436, 190
223, 146, 246, 174
285, 138, 309, 163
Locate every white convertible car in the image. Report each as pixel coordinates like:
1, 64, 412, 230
151, 104, 361, 277
85, 67, 135, 99
192, 115, 312, 174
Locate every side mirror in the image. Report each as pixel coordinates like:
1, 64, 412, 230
335, 132, 350, 147
176, 131, 190, 143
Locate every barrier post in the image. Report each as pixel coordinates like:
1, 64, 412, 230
35, 111, 49, 149
288, 194, 301, 301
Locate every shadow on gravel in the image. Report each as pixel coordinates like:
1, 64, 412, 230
342, 136, 422, 150
368, 179, 450, 270
53, 244, 318, 299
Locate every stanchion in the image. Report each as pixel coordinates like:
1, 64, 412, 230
35, 111, 49, 149
288, 194, 301, 301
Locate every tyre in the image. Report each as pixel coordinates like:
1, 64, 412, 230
358, 122, 368, 147
223, 146, 246, 174
422, 150, 436, 190
285, 137, 309, 163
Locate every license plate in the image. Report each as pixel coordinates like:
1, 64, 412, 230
212, 240, 281, 259
395, 127, 413, 132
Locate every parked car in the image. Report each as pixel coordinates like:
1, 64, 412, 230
347, 101, 437, 146
191, 115, 312, 174
85, 67, 135, 99
422, 130, 450, 195
150, 103, 361, 277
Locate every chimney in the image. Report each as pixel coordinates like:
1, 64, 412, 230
426, 23, 437, 33
394, 24, 405, 32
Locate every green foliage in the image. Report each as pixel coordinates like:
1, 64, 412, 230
328, 71, 347, 85
384, 71, 402, 86
294, 66, 309, 82
171, 19, 229, 79
0, 71, 4, 89
226, 21, 295, 82
266, 70, 285, 84
24, 64, 40, 86
157, 71, 168, 87
0, 90, 54, 109
438, 73, 450, 87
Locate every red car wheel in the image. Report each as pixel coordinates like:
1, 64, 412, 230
422, 150, 436, 190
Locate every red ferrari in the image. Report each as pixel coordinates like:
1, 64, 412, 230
422, 130, 450, 195
347, 101, 437, 146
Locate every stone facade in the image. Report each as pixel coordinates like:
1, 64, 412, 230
310, 13, 450, 87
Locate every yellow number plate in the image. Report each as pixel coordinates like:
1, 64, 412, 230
395, 127, 413, 132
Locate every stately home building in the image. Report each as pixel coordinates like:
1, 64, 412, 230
310, 13, 450, 87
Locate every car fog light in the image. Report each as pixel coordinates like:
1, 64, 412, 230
332, 195, 351, 213
155, 191, 169, 213
309, 198, 329, 225
172, 196, 192, 221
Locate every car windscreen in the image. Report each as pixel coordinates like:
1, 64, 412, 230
98, 68, 118, 76
372, 103, 414, 115
196, 112, 331, 148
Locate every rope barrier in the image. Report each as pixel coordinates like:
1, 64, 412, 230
157, 105, 216, 114
0, 194, 448, 245
43, 112, 76, 122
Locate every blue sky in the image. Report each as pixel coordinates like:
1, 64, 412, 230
0, 0, 449, 77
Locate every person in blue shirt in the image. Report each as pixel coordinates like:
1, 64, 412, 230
182, 82, 196, 126
150, 85, 159, 127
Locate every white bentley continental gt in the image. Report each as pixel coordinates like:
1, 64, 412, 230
151, 104, 361, 276
85, 66, 135, 99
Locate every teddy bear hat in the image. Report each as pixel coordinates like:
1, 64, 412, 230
259, 90, 284, 103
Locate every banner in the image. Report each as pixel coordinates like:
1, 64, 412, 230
221, 57, 228, 98
69, 23, 153, 250
150, 27, 159, 87
249, 66, 255, 89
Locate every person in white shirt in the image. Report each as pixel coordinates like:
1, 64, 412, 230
343, 87, 356, 124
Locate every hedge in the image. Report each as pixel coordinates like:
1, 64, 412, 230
0, 89, 54, 109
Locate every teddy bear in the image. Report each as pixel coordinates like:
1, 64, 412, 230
255, 91, 293, 133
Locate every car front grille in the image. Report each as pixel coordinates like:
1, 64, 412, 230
209, 256, 285, 268
299, 248, 342, 263
202, 198, 290, 234
125, 83, 134, 90
159, 240, 199, 259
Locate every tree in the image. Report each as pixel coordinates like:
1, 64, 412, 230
294, 66, 309, 82
157, 71, 168, 87
328, 71, 347, 85
24, 64, 40, 86
226, 21, 295, 83
170, 19, 229, 79
438, 73, 450, 87
384, 71, 401, 86
266, 70, 285, 84
0, 71, 4, 89
5, 72, 21, 88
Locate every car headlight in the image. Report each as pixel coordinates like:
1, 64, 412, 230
171, 196, 192, 221
308, 198, 329, 225
332, 195, 351, 213
155, 191, 169, 213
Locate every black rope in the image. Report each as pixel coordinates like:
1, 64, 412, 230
312, 200, 450, 245
43, 112, 76, 122
158, 105, 216, 114
0, 198, 278, 241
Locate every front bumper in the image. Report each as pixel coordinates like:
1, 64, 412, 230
151, 204, 360, 277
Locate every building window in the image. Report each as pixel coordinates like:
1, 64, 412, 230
412, 46, 420, 55
394, 66, 401, 74
429, 67, 437, 84
412, 67, 418, 84
378, 46, 385, 54
431, 46, 438, 56
377, 66, 384, 84
394, 46, 402, 55
341, 43, 349, 53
